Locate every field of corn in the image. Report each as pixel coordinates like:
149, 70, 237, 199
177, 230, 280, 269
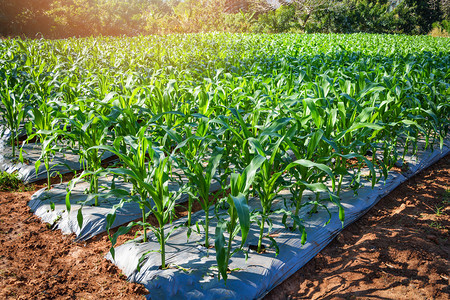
0, 33, 449, 296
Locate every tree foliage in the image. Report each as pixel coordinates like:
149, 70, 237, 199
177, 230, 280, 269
0, 0, 447, 37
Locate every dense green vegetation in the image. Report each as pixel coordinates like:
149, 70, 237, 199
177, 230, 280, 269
0, 0, 448, 37
0, 33, 449, 281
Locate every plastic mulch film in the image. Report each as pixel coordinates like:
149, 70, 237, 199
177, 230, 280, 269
0, 125, 7, 141
0, 125, 26, 143
29, 175, 222, 241
0, 142, 115, 183
107, 143, 449, 300
399, 138, 450, 179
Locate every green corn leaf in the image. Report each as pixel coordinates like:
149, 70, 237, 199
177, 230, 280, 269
215, 220, 228, 283
77, 207, 83, 230
231, 193, 250, 247
241, 155, 266, 195
286, 159, 335, 191
65, 191, 71, 213
205, 147, 224, 184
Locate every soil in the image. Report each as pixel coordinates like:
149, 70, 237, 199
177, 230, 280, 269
0, 189, 148, 299
0, 155, 448, 299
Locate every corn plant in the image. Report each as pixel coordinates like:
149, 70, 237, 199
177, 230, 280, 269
164, 115, 217, 235
108, 90, 152, 166
92, 128, 183, 269
64, 100, 113, 206
284, 159, 338, 233
175, 145, 223, 248
218, 107, 263, 169
0, 81, 27, 158
26, 100, 64, 190
248, 137, 286, 254
215, 155, 265, 283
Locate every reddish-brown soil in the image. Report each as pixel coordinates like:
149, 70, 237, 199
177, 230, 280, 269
0, 188, 148, 299
0, 155, 448, 299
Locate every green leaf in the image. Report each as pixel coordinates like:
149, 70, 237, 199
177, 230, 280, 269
286, 159, 335, 191
338, 205, 345, 226
65, 191, 72, 213
205, 147, 224, 184
231, 193, 250, 247
267, 235, 280, 256
241, 155, 266, 195
215, 220, 228, 283
77, 207, 83, 230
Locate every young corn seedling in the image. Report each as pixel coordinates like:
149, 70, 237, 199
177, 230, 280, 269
92, 128, 182, 269
175, 145, 223, 248
235, 117, 294, 253
109, 89, 149, 138
65, 101, 113, 206
324, 127, 379, 195
215, 155, 265, 283
144, 81, 182, 128
26, 100, 64, 190
211, 107, 258, 170
284, 158, 338, 232
0, 81, 27, 158
107, 90, 152, 168
249, 136, 287, 254
295, 95, 380, 195
164, 115, 218, 237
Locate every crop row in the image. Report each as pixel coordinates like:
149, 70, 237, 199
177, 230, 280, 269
0, 33, 449, 282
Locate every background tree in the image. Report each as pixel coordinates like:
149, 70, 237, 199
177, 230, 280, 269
392, 0, 442, 34
0, 0, 54, 37
289, 0, 339, 30
0, 0, 448, 37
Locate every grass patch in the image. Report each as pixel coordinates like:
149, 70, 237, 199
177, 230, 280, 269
0, 171, 34, 192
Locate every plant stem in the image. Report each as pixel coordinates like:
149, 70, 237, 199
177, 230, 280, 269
337, 174, 344, 196
225, 211, 236, 266
15, 131, 19, 158
292, 187, 305, 231
310, 193, 320, 214
160, 225, 166, 269
187, 194, 193, 227
142, 207, 147, 243
257, 213, 266, 253
294, 188, 305, 216
45, 153, 51, 191
93, 173, 99, 206
90, 150, 100, 206
401, 138, 409, 162
337, 157, 344, 196
204, 207, 209, 248
11, 130, 16, 158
